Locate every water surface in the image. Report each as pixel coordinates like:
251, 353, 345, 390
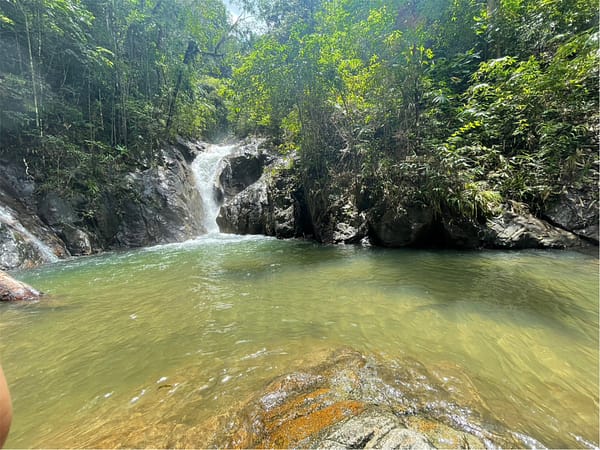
0, 236, 598, 448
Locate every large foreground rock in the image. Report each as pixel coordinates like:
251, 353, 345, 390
0, 270, 41, 301
213, 348, 528, 449
42, 348, 550, 448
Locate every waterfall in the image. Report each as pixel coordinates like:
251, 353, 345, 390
191, 143, 237, 234
0, 204, 59, 262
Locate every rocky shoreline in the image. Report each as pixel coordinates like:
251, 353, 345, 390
216, 140, 598, 250
0, 138, 597, 271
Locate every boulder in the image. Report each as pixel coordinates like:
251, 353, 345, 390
212, 348, 524, 449
368, 205, 434, 247
315, 409, 434, 449
0, 201, 68, 270
304, 176, 367, 244
484, 208, 585, 249
109, 146, 205, 248
0, 159, 70, 269
217, 150, 274, 198
217, 156, 312, 238
265, 164, 313, 239
0, 270, 41, 301
543, 188, 599, 243
217, 177, 269, 235
37, 192, 94, 255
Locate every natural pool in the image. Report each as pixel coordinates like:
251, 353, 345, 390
0, 235, 598, 448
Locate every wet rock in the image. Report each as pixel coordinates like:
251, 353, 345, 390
217, 156, 311, 238
484, 206, 585, 249
211, 348, 525, 449
439, 217, 482, 249
368, 205, 434, 248
0, 270, 41, 301
0, 201, 68, 270
543, 188, 599, 243
304, 176, 367, 244
264, 162, 313, 239
173, 137, 207, 163
37, 192, 94, 255
315, 409, 434, 449
217, 149, 274, 198
109, 146, 205, 248
217, 177, 269, 235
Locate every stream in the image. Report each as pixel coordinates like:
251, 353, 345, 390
0, 144, 598, 448
0, 239, 597, 448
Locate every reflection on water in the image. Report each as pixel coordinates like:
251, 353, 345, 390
0, 235, 598, 448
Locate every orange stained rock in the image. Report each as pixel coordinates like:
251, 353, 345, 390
260, 400, 366, 448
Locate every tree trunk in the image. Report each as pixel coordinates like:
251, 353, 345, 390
17, 0, 41, 136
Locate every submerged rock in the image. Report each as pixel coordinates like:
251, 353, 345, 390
213, 348, 523, 449
0, 270, 41, 301
316, 409, 435, 449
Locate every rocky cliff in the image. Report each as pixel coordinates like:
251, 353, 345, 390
1, 137, 596, 271
216, 141, 597, 250
0, 139, 208, 270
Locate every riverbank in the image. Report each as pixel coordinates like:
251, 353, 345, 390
1, 138, 597, 272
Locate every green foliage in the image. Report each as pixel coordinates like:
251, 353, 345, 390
1, 0, 596, 227
450, 28, 599, 206
232, 0, 598, 221
0, 0, 237, 199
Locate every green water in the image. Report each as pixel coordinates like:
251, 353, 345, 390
0, 235, 598, 448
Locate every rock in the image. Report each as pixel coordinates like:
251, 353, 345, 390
439, 217, 483, 249
173, 137, 207, 163
60, 224, 93, 255
0, 270, 41, 301
543, 188, 599, 243
0, 201, 68, 270
0, 160, 71, 269
37, 192, 94, 255
368, 205, 434, 247
264, 162, 313, 239
109, 146, 205, 248
304, 176, 367, 244
484, 206, 585, 249
217, 156, 312, 238
217, 177, 269, 234
211, 348, 527, 449
315, 409, 435, 449
217, 150, 274, 198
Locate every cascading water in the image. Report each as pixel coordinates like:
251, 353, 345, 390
0, 204, 59, 263
190, 143, 238, 234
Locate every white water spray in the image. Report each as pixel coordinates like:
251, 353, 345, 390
191, 143, 237, 234
0, 204, 59, 262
